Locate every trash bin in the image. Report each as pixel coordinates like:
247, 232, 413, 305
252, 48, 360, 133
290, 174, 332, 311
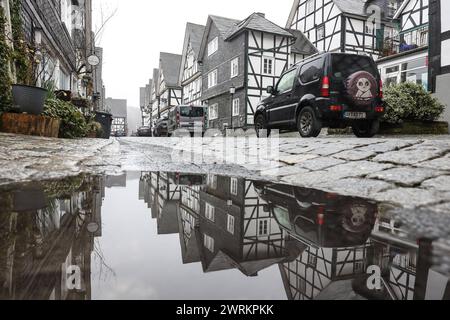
95, 111, 113, 139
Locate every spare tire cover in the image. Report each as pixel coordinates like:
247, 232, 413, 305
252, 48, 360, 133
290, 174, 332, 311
345, 71, 378, 107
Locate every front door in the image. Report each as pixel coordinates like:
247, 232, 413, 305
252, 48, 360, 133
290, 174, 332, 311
268, 69, 298, 124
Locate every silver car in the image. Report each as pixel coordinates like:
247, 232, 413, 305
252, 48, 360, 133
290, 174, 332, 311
167, 105, 206, 137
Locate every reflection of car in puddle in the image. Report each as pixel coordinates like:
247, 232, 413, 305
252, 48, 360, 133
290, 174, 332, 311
168, 173, 206, 186
254, 182, 378, 249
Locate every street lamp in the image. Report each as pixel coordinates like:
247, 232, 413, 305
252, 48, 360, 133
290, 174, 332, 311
230, 85, 235, 130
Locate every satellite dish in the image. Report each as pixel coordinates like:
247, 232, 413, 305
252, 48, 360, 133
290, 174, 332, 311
87, 54, 100, 66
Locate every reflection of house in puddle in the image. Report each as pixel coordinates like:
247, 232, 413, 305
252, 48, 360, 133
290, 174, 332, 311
175, 174, 289, 276
0, 175, 105, 300
255, 182, 450, 300
142, 172, 183, 235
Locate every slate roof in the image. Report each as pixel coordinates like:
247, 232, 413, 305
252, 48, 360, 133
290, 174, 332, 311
160, 52, 182, 88
209, 15, 240, 38
288, 29, 318, 55
152, 68, 160, 96
226, 13, 295, 40
186, 23, 206, 59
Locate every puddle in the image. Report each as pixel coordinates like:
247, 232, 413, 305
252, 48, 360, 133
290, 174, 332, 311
0, 172, 449, 300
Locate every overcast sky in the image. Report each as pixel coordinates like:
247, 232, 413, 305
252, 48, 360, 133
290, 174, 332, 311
93, 0, 293, 108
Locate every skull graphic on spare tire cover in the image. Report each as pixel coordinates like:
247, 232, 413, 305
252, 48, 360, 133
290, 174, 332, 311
345, 71, 378, 107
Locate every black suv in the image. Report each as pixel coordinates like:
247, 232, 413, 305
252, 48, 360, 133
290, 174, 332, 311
255, 53, 385, 138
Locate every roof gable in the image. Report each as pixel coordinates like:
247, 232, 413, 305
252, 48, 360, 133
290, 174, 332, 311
198, 15, 240, 61
226, 13, 295, 40
288, 29, 318, 55
179, 22, 206, 84
159, 52, 182, 88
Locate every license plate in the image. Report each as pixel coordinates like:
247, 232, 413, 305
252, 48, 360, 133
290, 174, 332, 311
344, 112, 367, 119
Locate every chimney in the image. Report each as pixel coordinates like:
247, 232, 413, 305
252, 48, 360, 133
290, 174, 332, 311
256, 12, 266, 18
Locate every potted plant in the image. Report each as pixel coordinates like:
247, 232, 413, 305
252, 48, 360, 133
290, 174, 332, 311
9, 0, 47, 115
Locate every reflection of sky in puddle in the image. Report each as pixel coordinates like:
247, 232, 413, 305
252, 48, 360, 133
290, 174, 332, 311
93, 174, 285, 300
1, 171, 450, 300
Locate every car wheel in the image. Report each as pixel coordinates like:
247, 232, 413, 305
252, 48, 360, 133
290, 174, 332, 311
352, 119, 380, 138
255, 114, 271, 138
298, 106, 322, 138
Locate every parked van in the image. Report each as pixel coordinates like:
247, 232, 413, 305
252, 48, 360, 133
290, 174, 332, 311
167, 105, 207, 136
255, 52, 385, 138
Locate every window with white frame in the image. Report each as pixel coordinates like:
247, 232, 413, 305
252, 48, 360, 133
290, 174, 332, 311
209, 104, 219, 120
205, 203, 215, 222
227, 215, 235, 235
208, 37, 218, 56
306, 0, 314, 15
208, 69, 218, 88
230, 178, 238, 195
317, 25, 325, 40
263, 57, 274, 75
60, 0, 72, 32
231, 57, 239, 78
232, 98, 240, 117
207, 174, 217, 189
204, 234, 214, 252
258, 219, 269, 236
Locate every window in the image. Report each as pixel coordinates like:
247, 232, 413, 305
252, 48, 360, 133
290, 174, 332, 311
276, 69, 296, 94
258, 219, 269, 236
365, 24, 373, 35
300, 58, 323, 83
227, 215, 235, 235
317, 25, 325, 40
308, 254, 317, 267
209, 104, 219, 120
208, 37, 218, 56
230, 178, 238, 195
355, 261, 364, 273
208, 69, 218, 88
306, 0, 314, 15
231, 57, 239, 78
205, 203, 215, 222
331, 54, 377, 81
263, 57, 274, 75
204, 234, 214, 252
207, 174, 217, 189
60, 0, 72, 29
232, 98, 240, 117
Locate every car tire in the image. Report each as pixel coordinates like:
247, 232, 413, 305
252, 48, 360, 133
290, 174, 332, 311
352, 119, 380, 138
297, 106, 322, 138
255, 114, 271, 138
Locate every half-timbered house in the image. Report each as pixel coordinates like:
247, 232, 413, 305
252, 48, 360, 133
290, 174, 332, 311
195, 176, 288, 276
157, 53, 183, 119
377, 0, 430, 90
179, 23, 206, 106
150, 172, 181, 235
150, 68, 160, 125
429, 0, 450, 123
286, 0, 401, 58
199, 13, 301, 130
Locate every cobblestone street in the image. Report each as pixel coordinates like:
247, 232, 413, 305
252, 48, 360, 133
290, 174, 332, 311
3, 132, 450, 214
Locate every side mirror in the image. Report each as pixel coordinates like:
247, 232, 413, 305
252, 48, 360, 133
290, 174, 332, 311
266, 86, 275, 95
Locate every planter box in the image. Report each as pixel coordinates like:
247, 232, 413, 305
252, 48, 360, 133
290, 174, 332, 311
328, 121, 449, 136
0, 113, 61, 138
379, 121, 449, 135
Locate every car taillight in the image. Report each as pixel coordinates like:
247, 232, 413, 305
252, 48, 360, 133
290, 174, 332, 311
375, 106, 385, 113
329, 105, 342, 112
321, 76, 330, 97
176, 112, 180, 125
379, 79, 383, 99
317, 207, 325, 226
